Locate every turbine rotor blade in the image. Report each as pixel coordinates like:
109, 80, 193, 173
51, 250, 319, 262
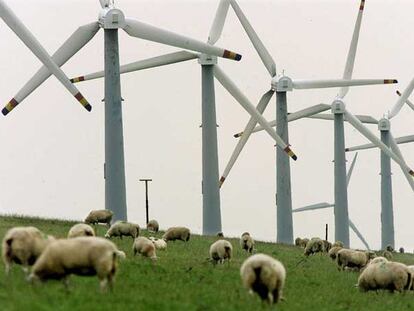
208, 0, 230, 44
229, 0, 276, 76
71, 51, 198, 83
396, 90, 414, 112
2, 22, 99, 115
219, 90, 274, 187
292, 79, 397, 90
389, 78, 414, 118
339, 0, 366, 98
0, 1, 91, 113
307, 113, 378, 124
292, 202, 334, 213
123, 18, 241, 61
389, 132, 414, 192
349, 219, 370, 250
346, 152, 358, 187
346, 135, 414, 152
343, 109, 414, 177
234, 104, 331, 138
213, 66, 297, 160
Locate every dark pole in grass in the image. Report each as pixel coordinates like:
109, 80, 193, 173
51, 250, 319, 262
139, 179, 152, 224
325, 224, 328, 241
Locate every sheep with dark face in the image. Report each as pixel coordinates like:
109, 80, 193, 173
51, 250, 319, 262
105, 221, 140, 240
240, 254, 286, 304
67, 224, 95, 238
29, 237, 125, 291
84, 210, 113, 226
162, 227, 190, 242
2, 226, 55, 275
240, 232, 254, 253
209, 240, 232, 264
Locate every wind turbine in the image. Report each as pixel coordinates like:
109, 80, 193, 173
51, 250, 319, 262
1, 0, 243, 223
292, 153, 371, 250
218, 0, 397, 245
345, 79, 414, 249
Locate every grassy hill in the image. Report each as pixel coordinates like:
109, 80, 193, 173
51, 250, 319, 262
1, 215, 414, 311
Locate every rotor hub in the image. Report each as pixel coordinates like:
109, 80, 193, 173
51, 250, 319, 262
271, 76, 293, 92
378, 118, 391, 131
198, 54, 217, 65
99, 8, 126, 29
331, 99, 345, 114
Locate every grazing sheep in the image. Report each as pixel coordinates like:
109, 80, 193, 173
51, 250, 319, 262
304, 238, 324, 256
337, 249, 375, 271
358, 261, 413, 292
322, 240, 332, 252
29, 237, 125, 291
84, 209, 113, 226
105, 221, 140, 240
386, 245, 394, 252
2, 226, 55, 275
368, 256, 389, 266
333, 241, 344, 248
162, 227, 190, 242
209, 240, 232, 264
149, 237, 167, 250
295, 237, 308, 248
67, 224, 95, 238
240, 232, 255, 253
146, 220, 159, 233
133, 237, 157, 261
328, 246, 343, 260
382, 250, 393, 260
240, 254, 286, 304
399, 247, 405, 254
217, 232, 224, 238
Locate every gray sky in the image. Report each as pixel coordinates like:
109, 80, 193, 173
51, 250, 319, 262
0, 0, 413, 251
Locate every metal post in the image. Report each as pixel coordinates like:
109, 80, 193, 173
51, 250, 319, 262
276, 91, 293, 244
200, 61, 221, 235
380, 124, 394, 249
104, 29, 127, 222
139, 179, 152, 224
333, 111, 350, 247
325, 224, 328, 241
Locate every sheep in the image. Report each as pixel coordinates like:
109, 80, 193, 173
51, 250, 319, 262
146, 219, 159, 233
105, 221, 140, 240
162, 227, 190, 242
399, 247, 405, 254
2, 226, 55, 275
336, 249, 375, 271
328, 246, 343, 260
386, 245, 394, 252
216, 232, 224, 238
84, 209, 113, 226
368, 256, 389, 266
240, 253, 286, 304
304, 238, 324, 256
358, 261, 413, 292
133, 237, 157, 261
322, 240, 332, 252
240, 232, 255, 253
295, 237, 308, 248
382, 250, 393, 260
149, 237, 167, 250
29, 237, 125, 291
333, 241, 344, 248
67, 223, 95, 238
209, 240, 232, 264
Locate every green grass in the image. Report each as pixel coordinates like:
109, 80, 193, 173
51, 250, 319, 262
1, 215, 414, 311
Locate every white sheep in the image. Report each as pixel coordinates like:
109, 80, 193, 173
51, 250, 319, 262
133, 237, 157, 261
358, 261, 413, 292
240, 232, 255, 253
105, 221, 140, 240
304, 238, 324, 256
162, 227, 190, 242
67, 223, 95, 238
209, 240, 232, 264
146, 219, 159, 233
328, 246, 343, 260
240, 253, 286, 304
295, 237, 308, 248
149, 237, 167, 250
29, 237, 125, 291
382, 250, 393, 260
84, 209, 113, 226
2, 226, 54, 275
336, 249, 375, 271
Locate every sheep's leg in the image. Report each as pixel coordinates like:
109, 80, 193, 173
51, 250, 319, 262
272, 289, 280, 303
21, 265, 29, 275
4, 261, 11, 276
99, 277, 108, 292
267, 292, 274, 304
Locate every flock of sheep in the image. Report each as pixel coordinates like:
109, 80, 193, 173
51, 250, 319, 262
3, 209, 413, 306
297, 237, 414, 293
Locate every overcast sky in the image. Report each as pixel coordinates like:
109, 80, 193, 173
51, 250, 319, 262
0, 0, 413, 251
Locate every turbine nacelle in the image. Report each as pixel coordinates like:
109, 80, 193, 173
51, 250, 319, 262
99, 8, 126, 29
331, 99, 346, 114
271, 76, 293, 92
198, 53, 217, 65
378, 118, 391, 131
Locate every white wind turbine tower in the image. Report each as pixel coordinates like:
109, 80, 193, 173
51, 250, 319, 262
66, 0, 297, 235
292, 153, 371, 250
219, 0, 398, 245
345, 79, 414, 249
1, 0, 244, 223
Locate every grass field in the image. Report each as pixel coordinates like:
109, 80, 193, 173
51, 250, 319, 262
1, 215, 414, 311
